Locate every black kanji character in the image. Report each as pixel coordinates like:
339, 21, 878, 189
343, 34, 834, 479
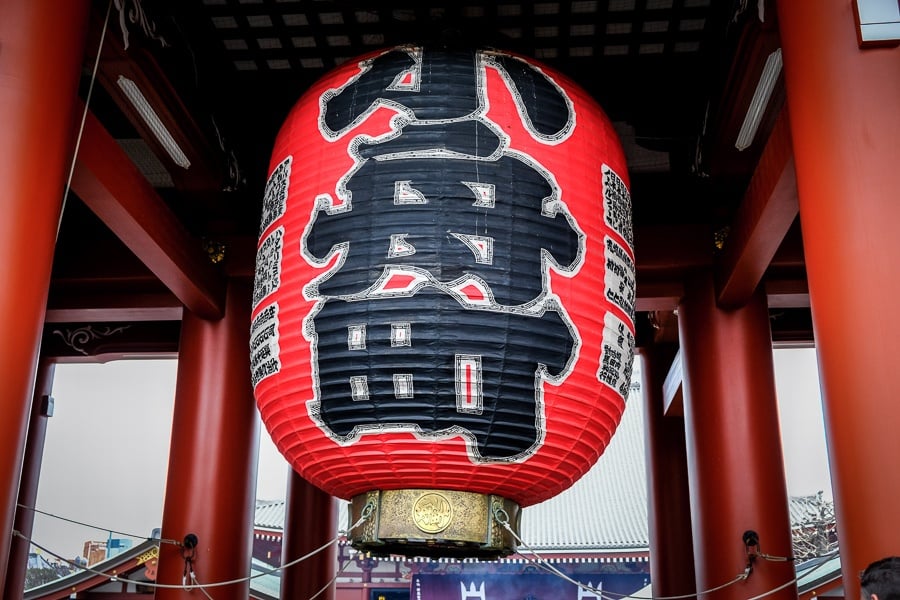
309, 292, 575, 460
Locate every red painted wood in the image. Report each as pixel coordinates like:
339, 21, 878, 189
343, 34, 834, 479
4, 360, 55, 599
71, 110, 225, 320
639, 345, 697, 599
0, 0, 90, 590
678, 276, 795, 600
155, 280, 259, 599
281, 470, 337, 600
93, 15, 225, 193
44, 291, 183, 323
716, 109, 799, 309
777, 0, 900, 581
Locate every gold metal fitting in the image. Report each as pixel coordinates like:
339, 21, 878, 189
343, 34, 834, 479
348, 489, 520, 559
202, 238, 226, 264
714, 225, 731, 251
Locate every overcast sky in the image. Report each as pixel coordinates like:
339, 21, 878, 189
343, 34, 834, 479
773, 347, 832, 499
29, 348, 830, 562
31, 358, 290, 561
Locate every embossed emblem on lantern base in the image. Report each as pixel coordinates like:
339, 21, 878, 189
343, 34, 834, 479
349, 489, 521, 559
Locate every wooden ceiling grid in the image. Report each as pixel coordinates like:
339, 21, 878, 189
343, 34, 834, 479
44, 0, 809, 359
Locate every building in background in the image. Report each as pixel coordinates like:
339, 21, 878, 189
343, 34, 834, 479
81, 541, 107, 567
21, 380, 841, 599
253, 382, 650, 600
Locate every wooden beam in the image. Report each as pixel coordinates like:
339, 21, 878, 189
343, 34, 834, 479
715, 109, 799, 308
90, 12, 225, 193
636, 274, 810, 316
636, 281, 684, 312
70, 110, 226, 320
765, 278, 810, 309
649, 310, 680, 345
634, 223, 710, 311
701, 7, 783, 178
635, 224, 715, 275
41, 321, 180, 361
634, 220, 810, 311
45, 291, 183, 323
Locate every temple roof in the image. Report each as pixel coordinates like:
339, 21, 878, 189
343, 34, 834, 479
254, 377, 837, 555
520, 382, 648, 551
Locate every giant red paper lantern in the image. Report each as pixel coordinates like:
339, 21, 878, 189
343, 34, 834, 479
251, 45, 634, 557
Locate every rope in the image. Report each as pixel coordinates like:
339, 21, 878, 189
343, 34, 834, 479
758, 553, 796, 563
16, 503, 181, 546
58, 0, 113, 240
309, 557, 352, 600
190, 572, 216, 600
11, 503, 373, 598
495, 498, 839, 600
492, 504, 749, 600
16, 498, 838, 600
744, 551, 841, 600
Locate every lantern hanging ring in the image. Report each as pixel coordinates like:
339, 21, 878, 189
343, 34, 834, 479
492, 503, 511, 527
342, 499, 377, 537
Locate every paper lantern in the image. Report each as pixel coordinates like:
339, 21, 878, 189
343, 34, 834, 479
251, 45, 635, 558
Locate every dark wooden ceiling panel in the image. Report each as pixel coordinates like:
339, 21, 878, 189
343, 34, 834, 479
55, 0, 812, 345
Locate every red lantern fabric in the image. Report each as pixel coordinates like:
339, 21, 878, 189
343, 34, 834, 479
251, 46, 634, 507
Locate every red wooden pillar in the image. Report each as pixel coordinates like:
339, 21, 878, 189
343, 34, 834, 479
678, 276, 794, 600
0, 0, 90, 591
639, 345, 696, 599
156, 280, 260, 600
776, 0, 900, 580
4, 360, 55, 599
281, 469, 337, 600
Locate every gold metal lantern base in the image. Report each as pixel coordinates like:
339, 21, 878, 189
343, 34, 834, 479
348, 489, 521, 559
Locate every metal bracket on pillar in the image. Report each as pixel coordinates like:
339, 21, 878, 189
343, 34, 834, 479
743, 529, 760, 575
181, 533, 199, 587
741, 528, 795, 569
40, 395, 54, 417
